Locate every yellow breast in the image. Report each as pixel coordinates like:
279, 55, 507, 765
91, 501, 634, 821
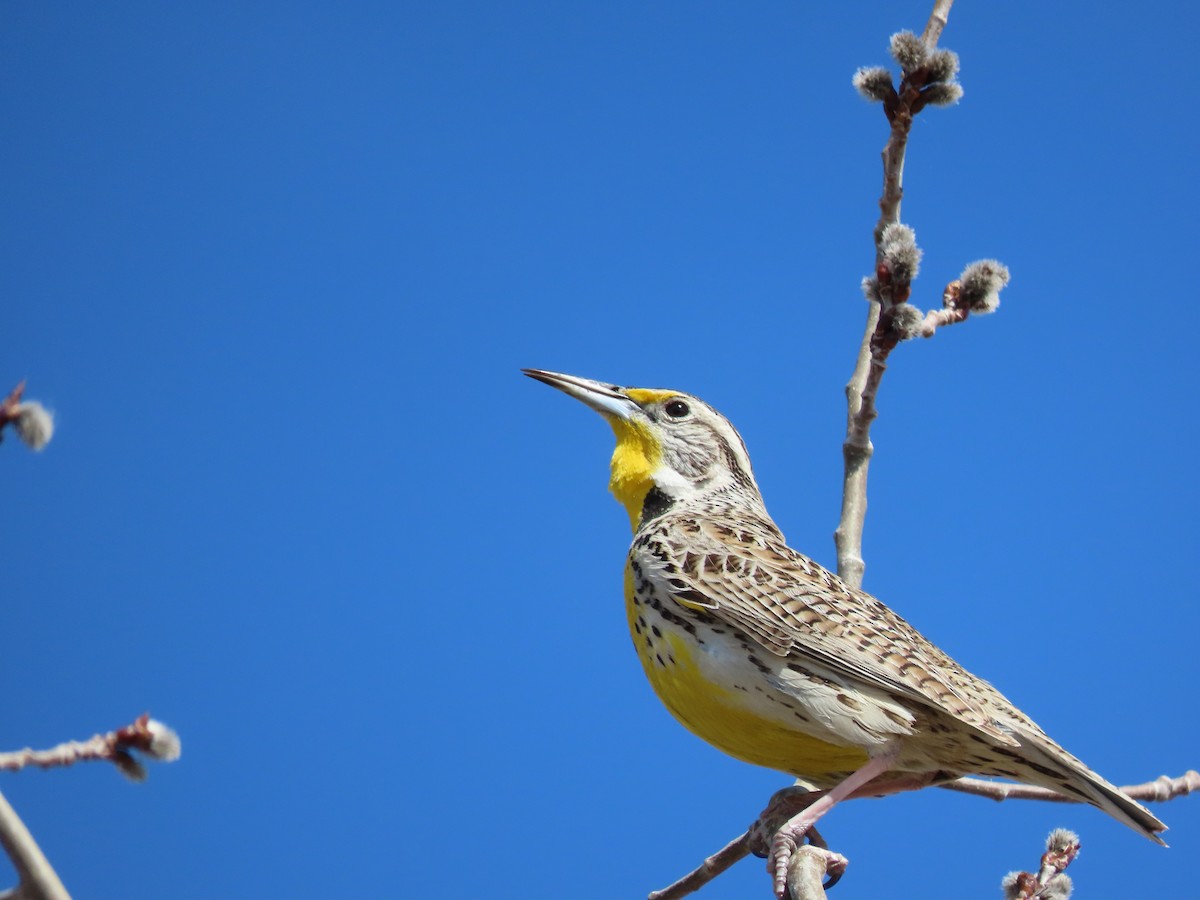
623, 565, 869, 781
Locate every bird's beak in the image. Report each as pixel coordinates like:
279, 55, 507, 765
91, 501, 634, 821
522, 369, 639, 422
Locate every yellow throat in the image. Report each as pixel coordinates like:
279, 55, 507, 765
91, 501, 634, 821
606, 389, 673, 530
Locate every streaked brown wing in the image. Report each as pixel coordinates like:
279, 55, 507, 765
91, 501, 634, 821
648, 514, 1020, 746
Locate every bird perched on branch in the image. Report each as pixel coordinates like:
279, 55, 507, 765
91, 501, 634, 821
524, 368, 1166, 897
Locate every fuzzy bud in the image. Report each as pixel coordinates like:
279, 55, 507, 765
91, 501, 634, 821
1001, 871, 1037, 900
852, 66, 894, 102
1045, 828, 1079, 854
921, 82, 964, 107
958, 259, 1010, 313
890, 303, 925, 341
145, 719, 182, 762
880, 223, 921, 282
889, 30, 928, 73
925, 48, 960, 83
14, 401, 54, 450
860, 275, 882, 303
1041, 874, 1073, 900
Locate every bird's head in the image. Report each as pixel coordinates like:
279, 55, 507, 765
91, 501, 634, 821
524, 369, 764, 531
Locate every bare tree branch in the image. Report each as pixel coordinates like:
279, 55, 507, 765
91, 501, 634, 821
646, 833, 752, 900
942, 770, 1200, 805
0, 790, 69, 900
921, 0, 954, 46
835, 0, 962, 588
0, 714, 182, 782
0, 716, 182, 898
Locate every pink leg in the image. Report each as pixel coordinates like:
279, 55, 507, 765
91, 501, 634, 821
769, 751, 900, 898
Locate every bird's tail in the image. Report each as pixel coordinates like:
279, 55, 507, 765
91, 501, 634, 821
1012, 729, 1167, 845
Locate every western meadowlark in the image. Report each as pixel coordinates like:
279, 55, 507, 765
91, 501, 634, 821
524, 368, 1166, 895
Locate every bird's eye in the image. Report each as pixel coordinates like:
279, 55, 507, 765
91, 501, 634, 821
664, 399, 690, 419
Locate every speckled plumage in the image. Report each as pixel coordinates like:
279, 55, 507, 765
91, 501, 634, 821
525, 368, 1166, 853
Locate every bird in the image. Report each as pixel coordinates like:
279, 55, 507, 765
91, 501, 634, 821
523, 367, 1166, 896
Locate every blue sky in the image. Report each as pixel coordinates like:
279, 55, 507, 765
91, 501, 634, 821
3, 2, 1197, 898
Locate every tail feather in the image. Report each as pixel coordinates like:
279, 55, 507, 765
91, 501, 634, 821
1014, 729, 1167, 845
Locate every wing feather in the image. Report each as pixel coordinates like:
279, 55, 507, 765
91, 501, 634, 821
640, 515, 1020, 746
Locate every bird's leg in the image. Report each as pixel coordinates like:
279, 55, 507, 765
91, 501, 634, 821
769, 751, 899, 899
750, 784, 826, 856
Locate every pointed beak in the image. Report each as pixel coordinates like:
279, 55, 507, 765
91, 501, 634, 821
522, 368, 639, 421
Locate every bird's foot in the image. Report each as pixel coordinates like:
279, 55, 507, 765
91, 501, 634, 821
769, 825, 848, 899
748, 785, 824, 857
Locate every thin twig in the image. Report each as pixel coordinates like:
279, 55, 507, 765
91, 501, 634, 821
834, 309, 878, 589
0, 714, 181, 781
921, 0, 954, 45
0, 717, 182, 898
0, 790, 70, 900
942, 770, 1200, 805
835, 0, 955, 588
0, 381, 27, 432
646, 833, 752, 900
